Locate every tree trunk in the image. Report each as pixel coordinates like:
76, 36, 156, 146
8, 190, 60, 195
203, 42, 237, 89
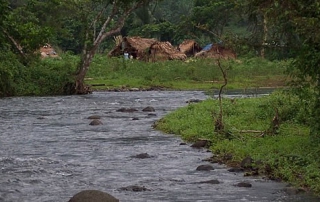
74, 48, 96, 94
70, 0, 147, 95
310, 78, 320, 144
261, 12, 268, 58
2, 28, 26, 59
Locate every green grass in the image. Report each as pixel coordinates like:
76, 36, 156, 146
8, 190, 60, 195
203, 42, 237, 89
0, 52, 289, 96
86, 55, 289, 90
154, 90, 320, 195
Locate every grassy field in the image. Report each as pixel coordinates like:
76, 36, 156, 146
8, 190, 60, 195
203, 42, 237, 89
86, 55, 289, 91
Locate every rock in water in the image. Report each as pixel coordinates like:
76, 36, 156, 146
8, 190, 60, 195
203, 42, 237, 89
142, 106, 155, 112
191, 140, 208, 148
88, 115, 101, 119
68, 190, 119, 202
196, 164, 214, 171
235, 182, 252, 188
89, 119, 103, 125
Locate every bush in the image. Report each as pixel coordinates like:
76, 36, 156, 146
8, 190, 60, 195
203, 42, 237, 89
0, 52, 78, 96
0, 50, 23, 96
19, 54, 77, 96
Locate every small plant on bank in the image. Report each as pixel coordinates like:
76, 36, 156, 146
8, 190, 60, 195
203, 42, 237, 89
214, 58, 228, 134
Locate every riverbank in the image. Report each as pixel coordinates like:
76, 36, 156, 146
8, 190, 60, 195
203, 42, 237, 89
153, 89, 320, 196
2, 90, 305, 201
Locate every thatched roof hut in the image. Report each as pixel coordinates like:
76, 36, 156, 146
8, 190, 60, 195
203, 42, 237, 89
178, 40, 202, 57
108, 36, 157, 60
149, 41, 187, 62
195, 44, 236, 59
39, 43, 59, 58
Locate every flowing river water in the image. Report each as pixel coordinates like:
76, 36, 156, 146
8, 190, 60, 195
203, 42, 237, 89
0, 91, 319, 202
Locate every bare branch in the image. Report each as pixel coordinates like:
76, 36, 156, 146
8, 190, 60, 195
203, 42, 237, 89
195, 24, 222, 41
96, 0, 146, 45
2, 28, 26, 58
214, 58, 228, 132
217, 59, 228, 97
93, 2, 119, 46
89, 2, 111, 29
239, 130, 264, 133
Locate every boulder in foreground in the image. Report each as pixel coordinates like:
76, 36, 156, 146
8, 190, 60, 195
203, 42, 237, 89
68, 190, 119, 202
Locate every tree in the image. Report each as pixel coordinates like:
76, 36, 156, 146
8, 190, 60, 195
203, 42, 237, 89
230, 0, 280, 58
239, 0, 320, 141
2, 0, 64, 62
232, 0, 301, 59
123, 0, 194, 45
191, 0, 235, 43
0, 0, 9, 45
72, 0, 156, 94
285, 1, 320, 143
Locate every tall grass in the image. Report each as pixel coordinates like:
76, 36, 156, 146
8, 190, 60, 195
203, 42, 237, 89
87, 55, 289, 90
0, 52, 289, 96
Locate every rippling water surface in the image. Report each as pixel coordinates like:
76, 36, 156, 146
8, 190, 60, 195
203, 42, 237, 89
0, 91, 318, 202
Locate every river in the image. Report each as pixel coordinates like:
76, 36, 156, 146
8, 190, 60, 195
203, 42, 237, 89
0, 91, 318, 202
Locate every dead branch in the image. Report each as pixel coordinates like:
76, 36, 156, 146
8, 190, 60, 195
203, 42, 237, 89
239, 130, 264, 133
2, 28, 26, 58
270, 107, 280, 134
95, 0, 146, 46
195, 24, 221, 40
214, 58, 228, 132
260, 107, 280, 136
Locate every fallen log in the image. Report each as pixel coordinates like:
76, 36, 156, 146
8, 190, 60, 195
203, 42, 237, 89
91, 84, 106, 86
239, 130, 264, 134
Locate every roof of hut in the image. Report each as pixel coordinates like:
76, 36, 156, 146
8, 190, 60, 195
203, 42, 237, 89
39, 43, 59, 58
124, 36, 158, 51
108, 36, 158, 58
195, 44, 236, 59
150, 41, 187, 61
178, 40, 202, 56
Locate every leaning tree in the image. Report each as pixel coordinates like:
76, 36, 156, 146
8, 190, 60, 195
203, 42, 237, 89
71, 0, 156, 94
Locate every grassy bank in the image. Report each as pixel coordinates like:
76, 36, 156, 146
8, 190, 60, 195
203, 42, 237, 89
87, 55, 289, 91
154, 90, 320, 195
